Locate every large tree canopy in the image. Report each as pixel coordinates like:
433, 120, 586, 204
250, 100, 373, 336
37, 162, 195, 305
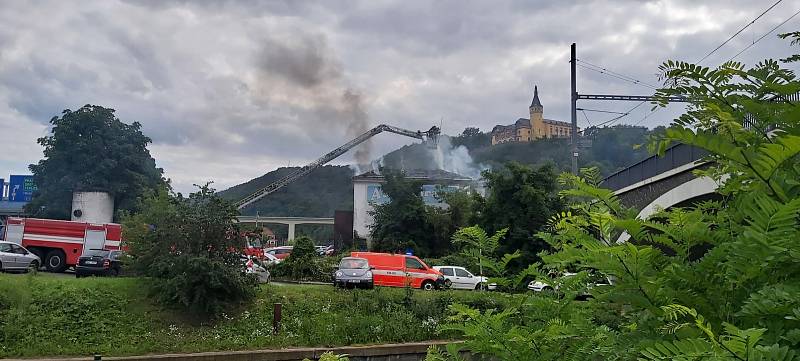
27, 105, 167, 220
477, 162, 562, 268
369, 170, 434, 256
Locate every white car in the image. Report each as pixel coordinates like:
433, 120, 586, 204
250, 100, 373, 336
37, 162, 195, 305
528, 272, 577, 292
242, 255, 270, 283
0, 241, 41, 272
433, 266, 496, 290
528, 272, 613, 296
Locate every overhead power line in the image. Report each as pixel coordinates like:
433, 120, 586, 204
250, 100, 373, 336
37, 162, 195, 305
697, 0, 783, 64
594, 101, 647, 128
580, 109, 595, 128
729, 7, 800, 61
576, 108, 628, 115
576, 60, 659, 90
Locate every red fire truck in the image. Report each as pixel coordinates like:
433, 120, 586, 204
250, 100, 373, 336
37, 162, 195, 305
3, 217, 122, 272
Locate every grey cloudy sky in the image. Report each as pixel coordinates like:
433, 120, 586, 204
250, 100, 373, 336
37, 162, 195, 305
1, 0, 798, 193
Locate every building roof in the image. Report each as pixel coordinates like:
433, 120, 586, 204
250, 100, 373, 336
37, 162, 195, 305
514, 118, 531, 127
353, 169, 473, 182
530, 85, 542, 108
543, 118, 572, 127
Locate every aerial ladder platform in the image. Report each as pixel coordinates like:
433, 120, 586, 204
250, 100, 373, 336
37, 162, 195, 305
235, 124, 440, 210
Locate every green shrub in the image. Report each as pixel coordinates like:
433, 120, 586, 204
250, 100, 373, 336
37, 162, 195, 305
271, 237, 340, 282
123, 185, 257, 317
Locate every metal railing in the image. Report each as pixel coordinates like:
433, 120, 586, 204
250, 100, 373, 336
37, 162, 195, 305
601, 143, 709, 191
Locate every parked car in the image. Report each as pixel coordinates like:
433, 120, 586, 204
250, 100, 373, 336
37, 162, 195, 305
75, 249, 123, 278
0, 241, 40, 272
351, 252, 445, 290
334, 257, 373, 289
316, 245, 334, 256
528, 271, 613, 300
261, 252, 281, 265
433, 266, 496, 290
242, 255, 270, 283
265, 246, 293, 260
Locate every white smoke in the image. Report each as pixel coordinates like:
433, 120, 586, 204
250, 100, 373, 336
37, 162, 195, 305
429, 136, 488, 180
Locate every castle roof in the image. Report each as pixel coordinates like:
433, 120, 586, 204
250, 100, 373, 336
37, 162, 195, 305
543, 118, 572, 127
514, 118, 531, 127
530, 85, 542, 108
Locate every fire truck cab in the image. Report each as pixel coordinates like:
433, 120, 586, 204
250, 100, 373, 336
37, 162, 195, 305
3, 217, 122, 272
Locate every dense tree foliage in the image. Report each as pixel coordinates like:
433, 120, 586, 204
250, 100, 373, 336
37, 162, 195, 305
27, 105, 167, 220
369, 171, 433, 255
476, 162, 562, 269
123, 185, 256, 317
428, 34, 800, 361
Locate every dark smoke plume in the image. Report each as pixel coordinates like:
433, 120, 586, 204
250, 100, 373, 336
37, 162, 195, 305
255, 33, 372, 165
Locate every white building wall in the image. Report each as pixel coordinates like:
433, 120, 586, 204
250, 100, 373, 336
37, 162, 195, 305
353, 182, 374, 241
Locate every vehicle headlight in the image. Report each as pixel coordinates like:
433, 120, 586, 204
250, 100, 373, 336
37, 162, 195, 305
335, 271, 343, 277
365, 271, 373, 278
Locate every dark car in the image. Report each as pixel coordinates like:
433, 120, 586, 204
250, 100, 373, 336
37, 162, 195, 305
76, 249, 123, 278
334, 257, 373, 289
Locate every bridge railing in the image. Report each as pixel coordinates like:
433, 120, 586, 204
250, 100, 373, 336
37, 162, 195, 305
601, 143, 709, 191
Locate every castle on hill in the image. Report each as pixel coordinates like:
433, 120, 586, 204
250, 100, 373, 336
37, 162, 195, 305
491, 86, 577, 145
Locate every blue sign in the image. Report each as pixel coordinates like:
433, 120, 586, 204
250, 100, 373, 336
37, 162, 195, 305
366, 184, 465, 206
0, 178, 4, 198
8, 175, 36, 202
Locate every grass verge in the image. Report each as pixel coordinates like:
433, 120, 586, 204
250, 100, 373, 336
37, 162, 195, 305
0, 273, 515, 358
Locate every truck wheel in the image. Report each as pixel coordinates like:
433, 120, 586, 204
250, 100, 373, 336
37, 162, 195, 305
45, 250, 68, 273
421, 281, 435, 291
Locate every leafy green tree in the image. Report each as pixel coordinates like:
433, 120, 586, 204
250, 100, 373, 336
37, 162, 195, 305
426, 188, 479, 255
477, 162, 562, 269
123, 185, 256, 317
369, 170, 434, 255
431, 33, 800, 361
27, 105, 167, 220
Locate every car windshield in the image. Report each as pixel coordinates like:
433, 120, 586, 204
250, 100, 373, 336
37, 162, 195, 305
339, 258, 369, 270
84, 249, 110, 257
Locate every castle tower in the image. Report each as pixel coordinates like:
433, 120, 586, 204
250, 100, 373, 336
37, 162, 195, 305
529, 85, 545, 138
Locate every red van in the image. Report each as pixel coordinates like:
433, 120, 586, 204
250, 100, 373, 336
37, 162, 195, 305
350, 252, 445, 290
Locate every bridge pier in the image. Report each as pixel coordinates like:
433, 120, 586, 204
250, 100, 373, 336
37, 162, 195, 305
287, 223, 296, 242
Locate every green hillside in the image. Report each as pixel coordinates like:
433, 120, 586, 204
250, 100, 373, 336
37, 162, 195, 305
219, 125, 661, 222
218, 165, 354, 217
382, 125, 664, 177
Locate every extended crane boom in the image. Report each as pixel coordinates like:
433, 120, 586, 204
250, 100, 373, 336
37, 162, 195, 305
236, 124, 441, 210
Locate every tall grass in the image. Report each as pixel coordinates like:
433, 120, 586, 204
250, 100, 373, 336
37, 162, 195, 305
0, 274, 515, 358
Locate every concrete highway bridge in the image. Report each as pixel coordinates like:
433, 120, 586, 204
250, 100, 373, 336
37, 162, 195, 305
236, 216, 334, 241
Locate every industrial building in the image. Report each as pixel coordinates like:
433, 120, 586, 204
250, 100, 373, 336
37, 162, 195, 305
352, 169, 474, 244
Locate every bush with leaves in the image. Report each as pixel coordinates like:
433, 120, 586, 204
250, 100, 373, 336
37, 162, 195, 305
271, 236, 339, 282
429, 33, 800, 361
123, 185, 256, 317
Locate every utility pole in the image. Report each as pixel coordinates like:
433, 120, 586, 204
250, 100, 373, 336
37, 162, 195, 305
570, 43, 578, 175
